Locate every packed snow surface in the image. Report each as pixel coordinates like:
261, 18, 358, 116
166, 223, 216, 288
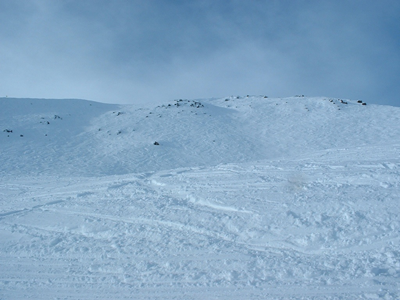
0, 96, 399, 299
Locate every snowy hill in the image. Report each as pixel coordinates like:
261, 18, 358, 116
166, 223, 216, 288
1, 96, 400, 299
0, 96, 398, 176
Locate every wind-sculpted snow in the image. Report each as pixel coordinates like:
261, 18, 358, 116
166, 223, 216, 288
0, 96, 400, 299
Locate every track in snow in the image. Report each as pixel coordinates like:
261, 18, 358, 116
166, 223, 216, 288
0, 145, 399, 299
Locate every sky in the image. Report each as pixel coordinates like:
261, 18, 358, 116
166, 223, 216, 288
1, 0, 399, 106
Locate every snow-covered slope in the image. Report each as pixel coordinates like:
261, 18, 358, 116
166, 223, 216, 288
0, 96, 399, 299
0, 96, 398, 176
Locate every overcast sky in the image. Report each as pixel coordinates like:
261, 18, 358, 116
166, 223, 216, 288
1, 0, 399, 106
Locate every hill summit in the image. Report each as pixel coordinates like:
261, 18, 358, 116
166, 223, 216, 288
1, 96, 397, 176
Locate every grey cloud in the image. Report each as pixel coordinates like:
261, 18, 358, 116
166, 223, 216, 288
0, 0, 399, 106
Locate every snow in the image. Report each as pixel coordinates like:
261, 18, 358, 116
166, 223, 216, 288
0, 96, 399, 299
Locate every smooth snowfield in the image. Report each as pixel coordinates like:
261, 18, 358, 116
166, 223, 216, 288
0, 96, 399, 299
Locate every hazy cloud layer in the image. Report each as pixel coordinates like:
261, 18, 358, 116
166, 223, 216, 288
1, 0, 399, 106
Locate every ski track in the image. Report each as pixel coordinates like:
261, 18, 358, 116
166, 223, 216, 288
1, 152, 400, 299
1, 97, 400, 299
